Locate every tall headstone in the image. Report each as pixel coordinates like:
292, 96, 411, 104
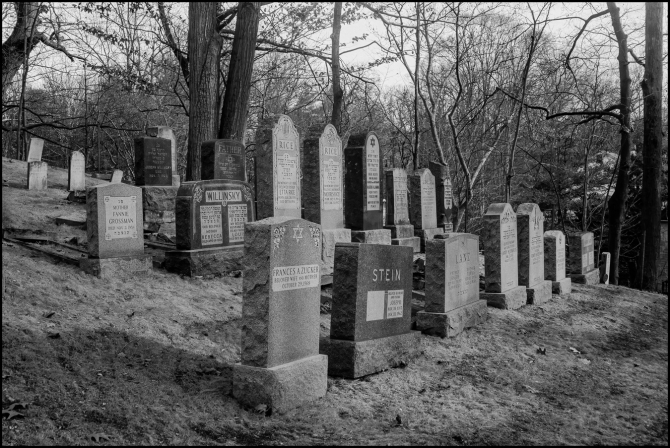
409, 168, 443, 251
27, 161, 48, 190
516, 204, 552, 305
344, 132, 390, 244
544, 230, 572, 294
416, 233, 488, 337
80, 183, 152, 278
480, 203, 527, 309
146, 126, 180, 186
256, 115, 302, 219
319, 243, 421, 378
384, 168, 420, 252
232, 217, 327, 413
201, 139, 246, 182
68, 151, 86, 192
164, 179, 255, 276
26, 138, 44, 162
566, 232, 599, 285
302, 124, 351, 276
600, 252, 611, 284
429, 162, 454, 232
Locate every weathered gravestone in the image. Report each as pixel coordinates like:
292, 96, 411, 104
385, 168, 419, 252
344, 132, 390, 244
409, 168, 443, 251
319, 243, 420, 378
67, 151, 86, 202
480, 203, 527, 309
416, 233, 487, 337
302, 124, 351, 276
429, 162, 454, 232
27, 138, 44, 162
164, 179, 255, 276
80, 183, 152, 278
146, 125, 180, 186
27, 161, 48, 190
256, 115, 302, 219
566, 232, 599, 285
110, 170, 124, 183
232, 217, 327, 413
544, 230, 572, 294
600, 251, 611, 284
516, 203, 553, 305
201, 139, 246, 182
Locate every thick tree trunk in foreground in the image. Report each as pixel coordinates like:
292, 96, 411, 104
330, 2, 343, 133
1, 3, 42, 102
218, 2, 260, 141
187, 2, 222, 181
640, 2, 663, 291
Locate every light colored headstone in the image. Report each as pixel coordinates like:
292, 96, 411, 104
516, 203, 546, 287
27, 138, 44, 162
544, 230, 566, 281
386, 168, 410, 225
567, 232, 595, 274
147, 126, 178, 184
482, 203, 518, 293
600, 252, 611, 284
68, 151, 86, 192
110, 170, 124, 183
27, 161, 48, 190
409, 169, 437, 230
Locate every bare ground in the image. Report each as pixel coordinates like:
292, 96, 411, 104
2, 157, 668, 445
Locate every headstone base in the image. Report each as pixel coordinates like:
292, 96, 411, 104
351, 229, 391, 245
319, 331, 421, 379
481, 285, 527, 310
552, 277, 572, 294
163, 247, 244, 277
80, 254, 153, 279
525, 280, 553, 305
570, 268, 600, 285
172, 174, 181, 187
142, 186, 178, 233
322, 228, 351, 276
384, 224, 414, 239
66, 191, 86, 203
232, 354, 327, 414
391, 237, 420, 253
415, 228, 444, 252
416, 300, 487, 338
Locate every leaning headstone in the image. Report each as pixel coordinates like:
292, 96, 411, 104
480, 203, 527, 309
256, 115, 302, 219
320, 243, 420, 378
600, 252, 611, 284
344, 132, 390, 244
385, 168, 419, 252
516, 204, 552, 305
544, 230, 572, 294
110, 170, 124, 183
26, 138, 44, 162
429, 162, 454, 232
566, 232, 599, 285
302, 124, 351, 276
80, 183, 152, 278
201, 139, 246, 182
27, 161, 48, 190
232, 217, 327, 413
416, 233, 487, 337
409, 168, 443, 251
147, 126, 180, 186
164, 179, 255, 276
67, 151, 86, 202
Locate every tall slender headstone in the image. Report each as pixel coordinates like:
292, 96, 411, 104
201, 139, 246, 182
146, 126, 180, 186
27, 161, 48, 190
80, 183, 152, 278
600, 252, 611, 284
26, 138, 44, 162
544, 230, 572, 294
385, 168, 420, 252
66, 151, 86, 200
516, 204, 552, 305
409, 168, 443, 251
416, 233, 487, 337
302, 124, 351, 276
429, 162, 454, 232
480, 203, 527, 309
566, 232, 599, 284
319, 243, 420, 378
344, 132, 390, 244
232, 217, 327, 413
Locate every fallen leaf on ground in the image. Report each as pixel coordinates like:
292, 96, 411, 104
578, 358, 591, 365
89, 433, 111, 443
2, 410, 24, 420
47, 332, 60, 339
6, 402, 29, 411
43, 311, 55, 318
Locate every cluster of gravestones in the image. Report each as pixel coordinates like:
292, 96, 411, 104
23, 115, 609, 414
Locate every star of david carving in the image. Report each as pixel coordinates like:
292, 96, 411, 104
371, 137, 376, 147
292, 225, 304, 242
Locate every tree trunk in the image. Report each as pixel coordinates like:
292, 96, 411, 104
218, 2, 260, 141
330, 2, 343, 132
640, 2, 663, 291
187, 2, 222, 181
606, 2, 633, 286
412, 2, 421, 171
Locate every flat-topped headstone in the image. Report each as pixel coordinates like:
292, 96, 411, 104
409, 168, 437, 230
68, 151, 86, 192
201, 139, 246, 182
134, 137, 172, 186
544, 230, 571, 294
516, 203, 552, 305
146, 125, 177, 173
385, 168, 410, 225
27, 161, 48, 190
567, 232, 595, 274
110, 169, 124, 183
344, 132, 383, 230
27, 138, 44, 162
429, 162, 454, 231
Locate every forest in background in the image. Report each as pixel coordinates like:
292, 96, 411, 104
1, 2, 668, 288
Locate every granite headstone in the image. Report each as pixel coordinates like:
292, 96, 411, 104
134, 137, 172, 186
343, 132, 383, 230
146, 125, 179, 185
68, 151, 86, 192
26, 138, 44, 162
429, 162, 454, 231
110, 170, 124, 183
27, 161, 48, 190
409, 168, 438, 230
201, 139, 246, 182
385, 168, 410, 226
543, 230, 572, 294
516, 203, 552, 304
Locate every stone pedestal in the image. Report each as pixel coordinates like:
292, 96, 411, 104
142, 186, 179, 233
319, 332, 420, 379
415, 228, 444, 252
80, 254, 153, 279
570, 268, 600, 285
384, 224, 414, 239
163, 247, 243, 276
416, 300, 487, 338
552, 277, 572, 294
321, 228, 351, 276
351, 229, 391, 245
525, 280, 552, 305
66, 191, 86, 203
232, 354, 327, 414
481, 285, 527, 310
391, 236, 420, 253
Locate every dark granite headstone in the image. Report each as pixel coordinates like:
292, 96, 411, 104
409, 168, 437, 230
385, 168, 410, 225
544, 230, 566, 281
27, 161, 48, 190
146, 126, 178, 184
201, 139, 246, 182
343, 132, 383, 230
429, 162, 454, 231
134, 137, 172, 186
68, 151, 86, 192
567, 232, 595, 274
481, 203, 518, 293
27, 137, 44, 162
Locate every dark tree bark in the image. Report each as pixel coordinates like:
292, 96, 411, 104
640, 2, 663, 291
218, 2, 260, 141
606, 2, 633, 286
330, 2, 343, 132
187, 2, 222, 181
412, 2, 420, 170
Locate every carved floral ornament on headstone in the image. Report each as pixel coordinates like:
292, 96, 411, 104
501, 208, 516, 224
